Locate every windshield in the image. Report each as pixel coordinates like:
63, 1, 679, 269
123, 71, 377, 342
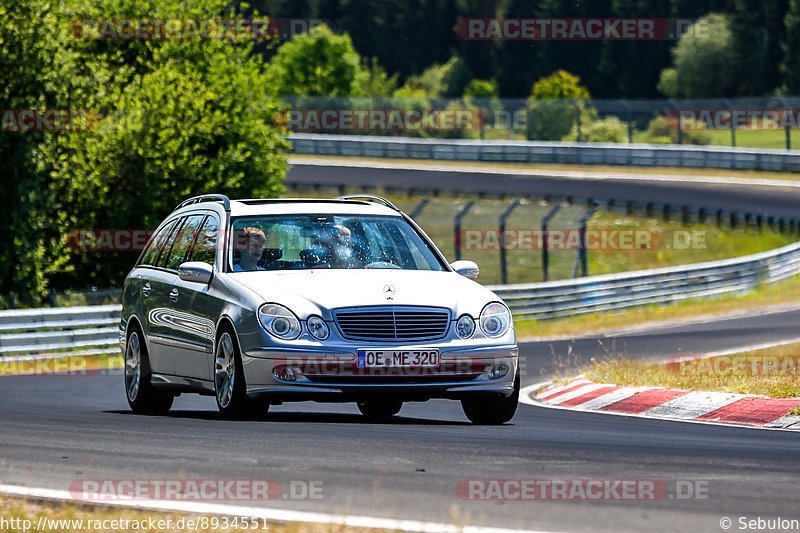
228, 214, 446, 272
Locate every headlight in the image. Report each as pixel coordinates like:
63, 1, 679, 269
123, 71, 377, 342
258, 304, 301, 340
455, 315, 475, 339
307, 315, 330, 340
480, 302, 511, 338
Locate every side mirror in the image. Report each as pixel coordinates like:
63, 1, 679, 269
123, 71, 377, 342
178, 262, 213, 284
450, 260, 479, 280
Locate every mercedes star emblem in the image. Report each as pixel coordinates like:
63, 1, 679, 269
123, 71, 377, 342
383, 284, 395, 300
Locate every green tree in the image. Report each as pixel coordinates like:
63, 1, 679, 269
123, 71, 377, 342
463, 79, 499, 100
527, 70, 591, 141
394, 56, 472, 98
730, 0, 787, 96
266, 23, 366, 96
31, 0, 289, 292
657, 13, 738, 98
782, 0, 800, 93
0, 0, 72, 304
361, 57, 398, 97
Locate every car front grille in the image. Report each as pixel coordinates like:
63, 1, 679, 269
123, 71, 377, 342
333, 306, 450, 342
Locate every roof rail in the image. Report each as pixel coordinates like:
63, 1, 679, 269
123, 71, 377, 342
333, 194, 400, 212
175, 194, 231, 212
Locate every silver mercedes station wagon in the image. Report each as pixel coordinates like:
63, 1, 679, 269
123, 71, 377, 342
120, 194, 519, 424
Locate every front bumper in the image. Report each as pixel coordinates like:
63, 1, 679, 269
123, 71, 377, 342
241, 344, 518, 402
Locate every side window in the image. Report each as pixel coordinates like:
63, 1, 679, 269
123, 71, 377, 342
164, 214, 205, 271
154, 217, 187, 269
140, 219, 179, 267
188, 216, 219, 265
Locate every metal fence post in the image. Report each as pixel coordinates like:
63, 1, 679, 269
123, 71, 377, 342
409, 198, 429, 218
620, 99, 633, 143
724, 98, 735, 147
499, 200, 521, 284
453, 201, 475, 261
572, 206, 598, 278
778, 96, 792, 150
541, 204, 562, 282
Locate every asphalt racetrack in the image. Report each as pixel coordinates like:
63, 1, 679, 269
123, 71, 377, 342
2, 307, 800, 532
2, 163, 800, 532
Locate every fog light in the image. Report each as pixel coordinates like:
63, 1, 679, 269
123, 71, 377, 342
307, 315, 330, 340
273, 366, 297, 382
488, 364, 509, 379
456, 315, 475, 339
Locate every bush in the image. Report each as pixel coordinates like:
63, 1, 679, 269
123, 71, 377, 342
267, 24, 367, 96
394, 56, 472, 98
527, 70, 591, 141
564, 116, 628, 143
644, 116, 711, 145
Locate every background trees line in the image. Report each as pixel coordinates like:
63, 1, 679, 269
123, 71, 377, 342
0, 0, 790, 305
254, 0, 800, 100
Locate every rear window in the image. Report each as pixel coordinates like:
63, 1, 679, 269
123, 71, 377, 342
139, 218, 179, 267
187, 215, 219, 265
163, 214, 205, 270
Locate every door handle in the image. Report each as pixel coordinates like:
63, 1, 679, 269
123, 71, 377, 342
169, 288, 180, 303
142, 282, 151, 297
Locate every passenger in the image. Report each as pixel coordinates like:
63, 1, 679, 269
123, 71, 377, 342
233, 227, 267, 271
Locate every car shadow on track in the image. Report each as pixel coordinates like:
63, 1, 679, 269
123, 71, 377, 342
104, 410, 473, 425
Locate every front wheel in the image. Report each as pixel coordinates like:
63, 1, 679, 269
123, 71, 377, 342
357, 399, 403, 417
215, 328, 264, 419
461, 373, 519, 425
124, 328, 173, 415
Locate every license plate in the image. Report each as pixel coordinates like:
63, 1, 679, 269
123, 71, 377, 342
357, 349, 439, 368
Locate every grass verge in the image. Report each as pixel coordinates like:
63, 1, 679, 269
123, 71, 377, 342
0, 496, 397, 533
287, 184, 796, 285
513, 274, 800, 340
0, 352, 122, 377
580, 341, 800, 398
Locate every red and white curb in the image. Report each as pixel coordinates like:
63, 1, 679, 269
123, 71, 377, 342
524, 378, 800, 429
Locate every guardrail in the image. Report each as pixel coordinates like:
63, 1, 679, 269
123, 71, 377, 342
487, 241, 800, 320
289, 133, 800, 172
0, 304, 121, 359
1, 241, 800, 357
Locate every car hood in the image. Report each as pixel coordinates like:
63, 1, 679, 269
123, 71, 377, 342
228, 269, 500, 320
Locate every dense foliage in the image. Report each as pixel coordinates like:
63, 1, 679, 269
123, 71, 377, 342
255, 0, 795, 99
1, 0, 288, 303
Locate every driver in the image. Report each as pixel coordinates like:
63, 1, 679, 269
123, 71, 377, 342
328, 224, 361, 267
307, 224, 360, 268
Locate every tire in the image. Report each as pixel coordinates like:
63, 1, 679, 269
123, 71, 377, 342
124, 326, 174, 415
214, 326, 264, 419
461, 373, 519, 425
357, 399, 403, 417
